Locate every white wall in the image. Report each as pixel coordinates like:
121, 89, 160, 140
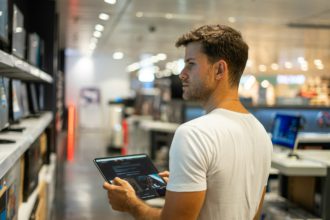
65, 51, 132, 130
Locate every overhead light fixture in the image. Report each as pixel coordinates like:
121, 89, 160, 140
284, 61, 293, 69
136, 12, 143, 18
93, 31, 102, 38
99, 13, 110, 20
261, 80, 270, 88
314, 59, 322, 66
95, 24, 104, 32
271, 63, 279, 70
301, 66, 308, 71
126, 62, 140, 72
297, 57, 306, 63
246, 59, 253, 68
258, 64, 267, 72
316, 64, 324, 70
104, 0, 116, 4
156, 53, 167, 61
15, 27, 23, 33
113, 52, 124, 60
228, 17, 236, 23
165, 13, 173, 19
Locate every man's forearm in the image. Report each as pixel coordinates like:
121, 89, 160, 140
129, 197, 162, 220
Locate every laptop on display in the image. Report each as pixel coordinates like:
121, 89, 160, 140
271, 114, 301, 158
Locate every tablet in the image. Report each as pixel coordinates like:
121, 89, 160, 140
94, 154, 166, 200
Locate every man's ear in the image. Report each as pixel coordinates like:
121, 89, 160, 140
215, 61, 225, 80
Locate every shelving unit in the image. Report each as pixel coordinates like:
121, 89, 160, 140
17, 153, 56, 220
0, 0, 61, 219
0, 50, 53, 83
0, 112, 53, 179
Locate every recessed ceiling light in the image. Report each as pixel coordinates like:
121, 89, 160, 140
165, 13, 173, 19
316, 64, 324, 70
258, 64, 267, 72
15, 27, 23, 33
261, 80, 270, 88
93, 31, 102, 38
228, 17, 236, 23
99, 13, 110, 20
314, 59, 322, 66
113, 52, 124, 60
95, 24, 104, 32
136, 12, 143, 18
104, 0, 116, 4
284, 61, 292, 69
301, 66, 308, 71
297, 57, 305, 63
246, 59, 253, 68
156, 53, 167, 61
271, 63, 279, 70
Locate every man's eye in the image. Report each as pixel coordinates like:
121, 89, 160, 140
187, 63, 194, 68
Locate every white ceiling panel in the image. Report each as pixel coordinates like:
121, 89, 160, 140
58, 0, 330, 75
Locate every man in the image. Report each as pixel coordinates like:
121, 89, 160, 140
103, 24, 273, 220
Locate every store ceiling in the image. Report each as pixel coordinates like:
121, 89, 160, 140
58, 0, 330, 75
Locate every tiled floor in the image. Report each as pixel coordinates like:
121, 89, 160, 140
52, 130, 132, 220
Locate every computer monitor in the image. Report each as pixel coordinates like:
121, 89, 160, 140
0, 77, 15, 143
12, 4, 26, 59
20, 82, 30, 117
27, 33, 40, 66
271, 114, 301, 151
0, 77, 9, 130
37, 84, 45, 111
27, 83, 39, 115
9, 79, 23, 123
0, 0, 10, 52
182, 102, 205, 122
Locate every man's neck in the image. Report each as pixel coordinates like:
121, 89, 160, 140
202, 87, 248, 114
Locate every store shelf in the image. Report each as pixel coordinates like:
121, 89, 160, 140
0, 112, 53, 179
18, 153, 56, 220
0, 50, 53, 83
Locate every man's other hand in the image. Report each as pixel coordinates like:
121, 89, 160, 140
103, 177, 139, 212
158, 171, 169, 183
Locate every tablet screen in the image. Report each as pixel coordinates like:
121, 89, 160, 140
94, 154, 166, 200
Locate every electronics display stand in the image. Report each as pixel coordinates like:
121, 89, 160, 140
25, 113, 42, 119
0, 138, 15, 144
286, 135, 300, 160
3, 121, 26, 133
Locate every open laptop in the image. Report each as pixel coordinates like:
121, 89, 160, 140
271, 113, 301, 158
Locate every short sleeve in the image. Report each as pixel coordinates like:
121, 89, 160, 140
166, 124, 212, 192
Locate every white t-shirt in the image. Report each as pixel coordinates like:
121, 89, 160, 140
166, 108, 273, 220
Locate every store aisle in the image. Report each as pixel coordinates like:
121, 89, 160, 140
52, 130, 132, 220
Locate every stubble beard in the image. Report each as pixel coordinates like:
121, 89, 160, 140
182, 69, 215, 102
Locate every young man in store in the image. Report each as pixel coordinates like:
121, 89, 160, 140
103, 24, 273, 220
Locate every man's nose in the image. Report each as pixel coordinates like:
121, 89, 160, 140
179, 68, 187, 80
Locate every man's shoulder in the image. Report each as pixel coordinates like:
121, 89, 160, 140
176, 115, 219, 138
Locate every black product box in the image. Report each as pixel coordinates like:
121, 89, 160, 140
23, 137, 42, 202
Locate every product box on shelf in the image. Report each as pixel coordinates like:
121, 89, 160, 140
23, 137, 42, 202
0, 160, 21, 220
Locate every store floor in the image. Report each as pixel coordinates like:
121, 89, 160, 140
52, 130, 132, 220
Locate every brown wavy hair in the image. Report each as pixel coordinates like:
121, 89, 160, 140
176, 25, 248, 88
